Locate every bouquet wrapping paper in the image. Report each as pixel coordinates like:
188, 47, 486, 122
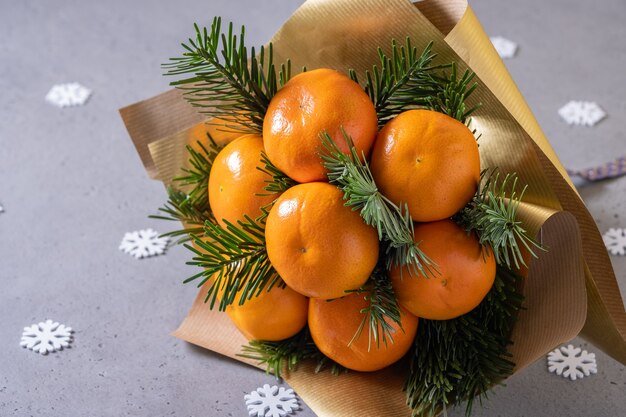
120, 1, 626, 415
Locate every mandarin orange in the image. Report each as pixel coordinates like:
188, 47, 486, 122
370, 109, 480, 222
263, 68, 378, 183
226, 284, 308, 341
265, 182, 379, 299
391, 220, 496, 320
208, 135, 276, 228
308, 292, 418, 372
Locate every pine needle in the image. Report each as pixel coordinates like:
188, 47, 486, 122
239, 327, 347, 379
163, 18, 291, 133
346, 266, 403, 351
319, 131, 437, 277
456, 169, 545, 269
185, 213, 283, 311
257, 151, 298, 196
405, 267, 524, 417
149, 136, 222, 244
350, 39, 479, 126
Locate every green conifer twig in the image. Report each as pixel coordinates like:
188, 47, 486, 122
346, 266, 403, 350
350, 39, 479, 127
239, 327, 347, 379
320, 131, 437, 277
456, 170, 545, 269
150, 137, 222, 243
185, 213, 283, 311
405, 267, 524, 417
163, 17, 291, 133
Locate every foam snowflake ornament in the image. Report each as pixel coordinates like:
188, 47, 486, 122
547, 344, 597, 381
20, 320, 73, 355
490, 36, 518, 59
45, 83, 92, 108
558, 101, 606, 126
245, 384, 299, 417
603, 228, 626, 256
119, 228, 169, 259
0, 203, 4, 213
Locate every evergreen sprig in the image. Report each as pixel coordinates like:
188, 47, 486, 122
349, 39, 441, 125
185, 213, 283, 311
150, 137, 222, 243
239, 327, 346, 378
426, 63, 480, 124
174, 138, 222, 209
456, 170, 544, 269
164, 17, 291, 133
150, 188, 212, 242
257, 151, 298, 196
320, 131, 436, 277
350, 39, 479, 127
346, 266, 403, 350
405, 267, 524, 417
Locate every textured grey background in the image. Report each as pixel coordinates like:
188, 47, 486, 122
1, 0, 625, 416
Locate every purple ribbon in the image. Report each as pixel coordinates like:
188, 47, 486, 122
567, 156, 626, 181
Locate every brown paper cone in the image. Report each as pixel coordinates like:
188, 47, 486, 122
119, 0, 626, 415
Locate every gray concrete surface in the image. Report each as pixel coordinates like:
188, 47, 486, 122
0, 0, 624, 416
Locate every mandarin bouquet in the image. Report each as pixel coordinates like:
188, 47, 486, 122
120, 1, 626, 415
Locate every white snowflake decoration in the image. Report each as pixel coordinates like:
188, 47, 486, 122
45, 83, 92, 108
245, 384, 299, 417
490, 36, 518, 59
547, 344, 597, 381
558, 101, 606, 126
0, 204, 4, 213
119, 228, 169, 259
603, 228, 626, 256
20, 320, 73, 355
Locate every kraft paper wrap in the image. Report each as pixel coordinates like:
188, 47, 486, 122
119, 1, 626, 415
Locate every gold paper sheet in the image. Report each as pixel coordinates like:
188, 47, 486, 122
119, 0, 626, 415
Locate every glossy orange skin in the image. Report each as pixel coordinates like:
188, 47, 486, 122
391, 220, 496, 320
308, 292, 418, 372
263, 68, 378, 183
208, 135, 276, 228
370, 110, 480, 222
227, 284, 308, 341
265, 182, 379, 299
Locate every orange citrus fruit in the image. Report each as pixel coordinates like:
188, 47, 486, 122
186, 120, 242, 152
226, 283, 308, 341
263, 68, 378, 183
208, 134, 275, 228
265, 182, 379, 299
308, 292, 418, 372
390, 220, 496, 320
370, 109, 480, 222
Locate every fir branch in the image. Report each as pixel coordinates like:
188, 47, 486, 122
349, 39, 441, 126
346, 266, 403, 350
257, 151, 298, 196
174, 138, 222, 209
185, 214, 283, 311
456, 170, 544, 269
239, 327, 346, 378
163, 17, 291, 133
405, 266, 524, 417
150, 188, 212, 242
426, 63, 481, 124
255, 151, 298, 221
149, 137, 222, 243
319, 131, 436, 277
350, 39, 479, 127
